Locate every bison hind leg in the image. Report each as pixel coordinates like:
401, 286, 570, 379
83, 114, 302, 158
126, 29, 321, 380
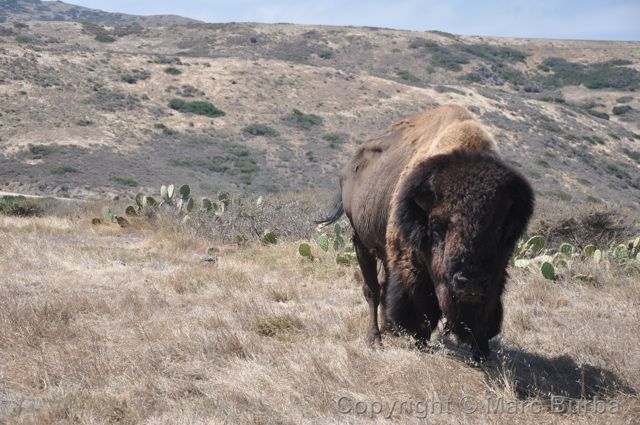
353, 235, 382, 347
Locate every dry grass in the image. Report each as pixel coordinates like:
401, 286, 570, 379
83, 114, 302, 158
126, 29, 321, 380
0, 211, 638, 424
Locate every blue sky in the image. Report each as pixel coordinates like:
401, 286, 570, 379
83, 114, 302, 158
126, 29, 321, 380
69, 0, 640, 41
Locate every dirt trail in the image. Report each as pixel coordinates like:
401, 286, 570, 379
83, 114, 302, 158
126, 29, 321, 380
0, 191, 85, 203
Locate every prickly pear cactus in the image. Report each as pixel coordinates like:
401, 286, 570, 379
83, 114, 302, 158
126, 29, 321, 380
262, 230, 277, 245
218, 192, 231, 207
318, 234, 329, 252
179, 184, 190, 200
541, 262, 556, 280
298, 243, 313, 260
102, 207, 113, 223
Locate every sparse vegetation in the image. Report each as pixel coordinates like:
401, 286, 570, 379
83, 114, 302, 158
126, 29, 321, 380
586, 108, 609, 120
613, 105, 632, 115
396, 69, 420, 82
283, 109, 322, 130
164, 66, 182, 75
120, 69, 150, 84
29, 144, 56, 156
168, 98, 225, 117
51, 165, 78, 175
322, 132, 347, 149
153, 123, 176, 135
0, 195, 41, 216
243, 123, 279, 137
537, 57, 640, 90
317, 49, 334, 59
95, 33, 116, 43
460, 43, 527, 63
111, 175, 139, 187
616, 96, 633, 103
623, 148, 640, 164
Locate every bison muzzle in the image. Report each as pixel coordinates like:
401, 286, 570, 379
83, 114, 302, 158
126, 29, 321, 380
318, 105, 534, 361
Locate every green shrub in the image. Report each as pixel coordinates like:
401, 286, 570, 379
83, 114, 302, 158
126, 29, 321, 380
431, 51, 468, 72
168, 99, 225, 117
243, 123, 278, 137
168, 158, 198, 168
95, 34, 116, 43
587, 109, 609, 120
233, 158, 259, 175
153, 123, 176, 135
322, 132, 347, 149
51, 165, 78, 175
15, 35, 34, 44
613, 105, 632, 115
407, 40, 469, 71
225, 143, 250, 157
283, 109, 322, 130
13, 22, 29, 29
396, 69, 420, 82
623, 148, 640, 164
538, 57, 640, 90
121, 74, 137, 84
111, 176, 139, 187
583, 135, 605, 145
164, 67, 182, 75
207, 156, 230, 173
318, 49, 334, 59
0, 196, 41, 217
459, 43, 527, 63
120, 69, 149, 84
29, 144, 56, 156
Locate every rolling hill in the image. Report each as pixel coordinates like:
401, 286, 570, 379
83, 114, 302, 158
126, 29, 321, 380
0, 1, 639, 209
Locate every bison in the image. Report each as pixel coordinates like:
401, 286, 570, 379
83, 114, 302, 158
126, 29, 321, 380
318, 105, 534, 361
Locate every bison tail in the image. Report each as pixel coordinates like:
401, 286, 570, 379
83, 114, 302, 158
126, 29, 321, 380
315, 197, 344, 227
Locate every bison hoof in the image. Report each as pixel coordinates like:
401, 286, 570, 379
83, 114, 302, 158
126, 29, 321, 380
470, 349, 490, 366
366, 330, 382, 348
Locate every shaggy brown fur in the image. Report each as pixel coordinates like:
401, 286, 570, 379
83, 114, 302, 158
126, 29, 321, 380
319, 105, 534, 360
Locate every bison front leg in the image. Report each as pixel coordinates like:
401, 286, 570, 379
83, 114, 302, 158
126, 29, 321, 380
385, 267, 441, 345
472, 301, 503, 362
353, 235, 382, 347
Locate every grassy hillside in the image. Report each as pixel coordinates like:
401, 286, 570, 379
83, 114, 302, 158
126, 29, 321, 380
0, 203, 638, 423
0, 17, 638, 208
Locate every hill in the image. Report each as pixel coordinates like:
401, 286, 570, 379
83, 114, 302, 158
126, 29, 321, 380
0, 0, 201, 26
0, 4, 638, 208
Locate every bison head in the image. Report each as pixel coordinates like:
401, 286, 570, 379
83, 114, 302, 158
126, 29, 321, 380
394, 151, 534, 306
